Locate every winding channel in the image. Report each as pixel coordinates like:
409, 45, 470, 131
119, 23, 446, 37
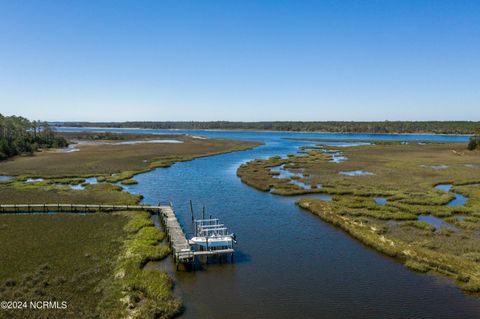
60, 128, 480, 319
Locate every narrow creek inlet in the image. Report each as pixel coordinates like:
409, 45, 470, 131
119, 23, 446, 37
62, 128, 480, 319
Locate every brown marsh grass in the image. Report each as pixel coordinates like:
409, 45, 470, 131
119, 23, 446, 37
0, 134, 260, 180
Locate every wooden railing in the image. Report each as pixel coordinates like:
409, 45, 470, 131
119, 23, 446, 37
0, 203, 165, 213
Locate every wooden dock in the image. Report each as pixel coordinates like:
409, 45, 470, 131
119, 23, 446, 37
157, 204, 236, 269
0, 202, 235, 269
157, 204, 194, 266
0, 203, 163, 213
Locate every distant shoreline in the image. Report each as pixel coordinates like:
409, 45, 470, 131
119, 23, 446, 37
56, 126, 473, 137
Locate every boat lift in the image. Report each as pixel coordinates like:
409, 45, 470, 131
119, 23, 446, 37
189, 219, 236, 251
188, 202, 236, 256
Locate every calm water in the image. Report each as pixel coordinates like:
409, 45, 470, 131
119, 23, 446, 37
435, 184, 469, 206
339, 170, 375, 176
59, 128, 480, 318
374, 197, 387, 205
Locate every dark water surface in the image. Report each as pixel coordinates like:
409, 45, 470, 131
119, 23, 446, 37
59, 128, 480, 318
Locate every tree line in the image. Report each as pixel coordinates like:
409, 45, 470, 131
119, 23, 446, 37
468, 135, 480, 150
55, 121, 480, 135
0, 114, 68, 160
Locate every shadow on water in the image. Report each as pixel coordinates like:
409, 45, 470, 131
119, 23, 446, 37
59, 128, 480, 319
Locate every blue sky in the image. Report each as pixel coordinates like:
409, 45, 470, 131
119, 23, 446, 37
0, 1, 479, 121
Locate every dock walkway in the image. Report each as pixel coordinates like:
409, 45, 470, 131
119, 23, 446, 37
158, 204, 194, 265
0, 203, 162, 213
0, 203, 235, 269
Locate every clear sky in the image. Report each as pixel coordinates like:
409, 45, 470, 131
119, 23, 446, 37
0, 1, 479, 122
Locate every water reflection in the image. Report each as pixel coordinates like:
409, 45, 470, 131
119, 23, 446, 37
374, 197, 387, 205
339, 170, 375, 176
435, 184, 468, 206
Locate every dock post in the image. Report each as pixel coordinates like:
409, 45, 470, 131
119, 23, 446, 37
189, 200, 194, 222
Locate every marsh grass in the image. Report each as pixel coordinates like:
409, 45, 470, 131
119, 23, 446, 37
0, 212, 181, 319
0, 213, 128, 318
239, 142, 480, 295
120, 179, 138, 185
106, 212, 182, 319
402, 221, 436, 232
298, 199, 480, 294
0, 135, 257, 205
444, 216, 480, 230
0, 181, 141, 205
405, 260, 431, 273
0, 135, 260, 183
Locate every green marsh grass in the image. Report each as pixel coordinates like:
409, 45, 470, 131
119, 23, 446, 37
110, 212, 182, 319
0, 182, 141, 205
0, 212, 181, 319
0, 213, 128, 318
